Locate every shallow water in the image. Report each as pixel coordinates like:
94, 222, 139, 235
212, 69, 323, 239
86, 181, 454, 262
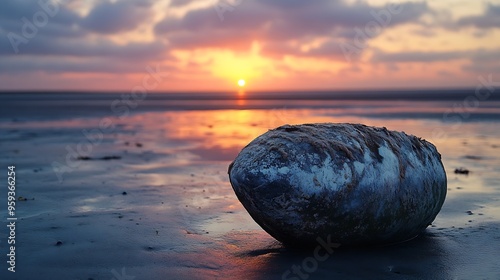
0, 96, 499, 279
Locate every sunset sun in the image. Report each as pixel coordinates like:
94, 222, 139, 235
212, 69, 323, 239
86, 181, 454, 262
238, 79, 246, 87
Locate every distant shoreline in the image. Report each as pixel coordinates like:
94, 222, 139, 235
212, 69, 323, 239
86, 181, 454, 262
1, 88, 499, 101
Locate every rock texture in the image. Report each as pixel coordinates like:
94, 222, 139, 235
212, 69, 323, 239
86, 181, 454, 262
228, 123, 447, 247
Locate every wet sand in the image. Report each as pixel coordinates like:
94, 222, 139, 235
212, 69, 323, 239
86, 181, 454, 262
1, 96, 500, 279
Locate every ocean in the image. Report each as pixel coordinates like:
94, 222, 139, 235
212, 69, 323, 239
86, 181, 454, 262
0, 90, 499, 279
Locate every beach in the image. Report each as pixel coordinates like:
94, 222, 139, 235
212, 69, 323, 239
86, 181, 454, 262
1, 91, 500, 280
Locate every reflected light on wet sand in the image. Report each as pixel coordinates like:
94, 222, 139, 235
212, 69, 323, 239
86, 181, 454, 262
111, 107, 500, 197
1, 96, 500, 280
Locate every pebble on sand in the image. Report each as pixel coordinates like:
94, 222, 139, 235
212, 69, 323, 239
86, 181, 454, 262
454, 168, 470, 175
229, 123, 447, 247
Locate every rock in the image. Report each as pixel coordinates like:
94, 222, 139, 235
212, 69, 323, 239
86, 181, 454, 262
100, 155, 121, 160
77, 156, 92, 160
454, 168, 470, 175
463, 155, 482, 160
228, 123, 447, 247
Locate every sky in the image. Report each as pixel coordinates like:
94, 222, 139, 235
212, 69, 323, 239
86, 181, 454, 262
0, 0, 499, 91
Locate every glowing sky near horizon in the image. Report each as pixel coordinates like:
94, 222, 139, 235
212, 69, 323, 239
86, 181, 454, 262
0, 0, 499, 91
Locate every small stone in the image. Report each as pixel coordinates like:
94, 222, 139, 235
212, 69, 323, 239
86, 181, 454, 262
55, 240, 63, 246
454, 168, 470, 175
122, 191, 127, 195
100, 156, 121, 160
77, 156, 91, 160
464, 155, 482, 160
466, 210, 473, 215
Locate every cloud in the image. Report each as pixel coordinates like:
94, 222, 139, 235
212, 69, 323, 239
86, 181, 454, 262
463, 48, 500, 74
160, 1, 429, 38
80, 0, 154, 34
0, 0, 169, 74
457, 3, 500, 29
0, 0, 497, 90
0, 0, 82, 39
0, 56, 152, 74
168, 0, 192, 8
0, 0, 78, 25
155, 3, 272, 35
462, 63, 500, 74
371, 49, 464, 63
261, 39, 348, 60
156, 0, 429, 60
0, 34, 168, 59
371, 48, 500, 75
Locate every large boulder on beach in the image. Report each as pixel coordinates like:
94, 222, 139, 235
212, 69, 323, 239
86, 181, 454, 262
228, 123, 447, 247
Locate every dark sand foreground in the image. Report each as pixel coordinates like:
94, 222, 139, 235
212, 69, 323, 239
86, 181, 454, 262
1, 94, 500, 279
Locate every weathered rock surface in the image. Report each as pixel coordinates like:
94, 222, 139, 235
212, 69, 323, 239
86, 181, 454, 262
228, 123, 447, 247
